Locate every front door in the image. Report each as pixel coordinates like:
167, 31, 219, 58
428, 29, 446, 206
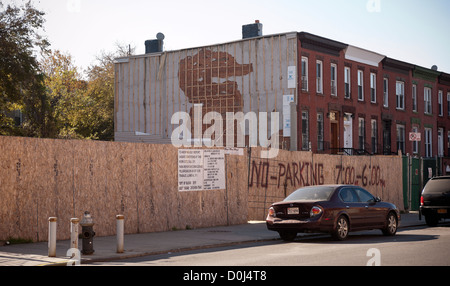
330, 111, 339, 154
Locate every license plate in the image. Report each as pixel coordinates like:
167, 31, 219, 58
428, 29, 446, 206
287, 207, 299, 215
437, 209, 447, 214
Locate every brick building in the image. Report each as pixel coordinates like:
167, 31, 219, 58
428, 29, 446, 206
114, 22, 450, 159
297, 31, 450, 158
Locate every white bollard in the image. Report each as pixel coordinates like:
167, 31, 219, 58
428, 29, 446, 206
48, 217, 57, 257
116, 215, 124, 253
70, 218, 79, 250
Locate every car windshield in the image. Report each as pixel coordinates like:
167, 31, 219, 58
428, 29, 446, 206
284, 186, 335, 201
423, 178, 450, 194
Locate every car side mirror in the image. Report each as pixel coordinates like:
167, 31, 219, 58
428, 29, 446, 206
374, 197, 381, 203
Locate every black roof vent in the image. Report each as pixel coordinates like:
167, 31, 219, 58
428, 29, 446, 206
242, 20, 262, 39
145, 33, 165, 54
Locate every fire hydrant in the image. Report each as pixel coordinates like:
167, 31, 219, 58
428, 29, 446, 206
80, 211, 95, 255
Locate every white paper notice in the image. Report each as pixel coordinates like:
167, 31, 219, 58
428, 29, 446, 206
178, 149, 204, 191
178, 149, 226, 191
203, 149, 225, 190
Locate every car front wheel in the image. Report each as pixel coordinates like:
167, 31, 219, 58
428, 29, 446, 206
382, 212, 398, 236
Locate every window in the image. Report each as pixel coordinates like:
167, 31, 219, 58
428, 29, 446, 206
358, 117, 365, 150
301, 57, 308, 92
371, 119, 378, 154
448, 92, 450, 116
330, 64, 337, 96
438, 128, 444, 157
383, 78, 388, 107
370, 73, 376, 103
358, 70, 364, 101
396, 81, 405, 110
425, 127, 432, 157
317, 112, 324, 151
448, 131, 450, 156
438, 90, 443, 116
412, 126, 419, 154
354, 188, 376, 203
424, 87, 432, 114
344, 67, 351, 98
316, 60, 323, 94
339, 188, 358, 203
412, 84, 417, 112
302, 110, 309, 150
396, 124, 405, 155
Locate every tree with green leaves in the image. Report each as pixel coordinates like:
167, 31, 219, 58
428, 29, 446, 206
0, 1, 50, 136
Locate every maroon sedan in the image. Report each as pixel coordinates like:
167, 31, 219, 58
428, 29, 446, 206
266, 185, 400, 241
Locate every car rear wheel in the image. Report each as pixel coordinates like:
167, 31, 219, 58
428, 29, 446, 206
382, 212, 397, 236
278, 231, 297, 241
332, 215, 349, 241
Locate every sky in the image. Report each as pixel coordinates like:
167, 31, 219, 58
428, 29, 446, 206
6, 0, 450, 74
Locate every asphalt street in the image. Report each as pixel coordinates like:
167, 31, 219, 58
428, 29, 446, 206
91, 224, 450, 266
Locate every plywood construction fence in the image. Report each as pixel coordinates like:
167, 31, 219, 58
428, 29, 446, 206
247, 148, 404, 220
0, 136, 403, 242
0, 136, 248, 242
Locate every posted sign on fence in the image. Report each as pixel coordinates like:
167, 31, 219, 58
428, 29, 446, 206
178, 149, 225, 191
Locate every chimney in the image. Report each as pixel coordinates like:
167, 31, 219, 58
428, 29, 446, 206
145, 32, 165, 54
242, 20, 263, 39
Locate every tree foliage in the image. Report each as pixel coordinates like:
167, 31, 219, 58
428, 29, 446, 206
0, 0, 49, 136
1, 1, 133, 141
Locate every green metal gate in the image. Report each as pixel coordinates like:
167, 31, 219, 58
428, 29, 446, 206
403, 156, 439, 211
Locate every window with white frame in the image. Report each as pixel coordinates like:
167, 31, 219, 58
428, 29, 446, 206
448, 131, 450, 155
412, 126, 419, 154
448, 92, 450, 116
358, 117, 365, 150
344, 67, 351, 98
396, 124, 405, 154
371, 119, 378, 154
317, 112, 324, 151
331, 64, 337, 96
412, 84, 417, 112
425, 127, 432, 157
396, 81, 405, 110
438, 90, 443, 116
358, 70, 364, 101
383, 78, 388, 107
302, 110, 309, 150
438, 128, 444, 157
316, 60, 323, 94
301, 57, 308, 92
424, 87, 432, 114
370, 73, 376, 103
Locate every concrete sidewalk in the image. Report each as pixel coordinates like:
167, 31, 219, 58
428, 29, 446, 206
0, 212, 426, 266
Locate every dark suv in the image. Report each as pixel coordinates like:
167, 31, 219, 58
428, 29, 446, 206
420, 176, 450, 226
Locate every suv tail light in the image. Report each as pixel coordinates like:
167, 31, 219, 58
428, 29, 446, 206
420, 196, 424, 206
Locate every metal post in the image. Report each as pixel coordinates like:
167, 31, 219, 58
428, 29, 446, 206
70, 218, 79, 250
116, 215, 124, 253
48, 217, 57, 257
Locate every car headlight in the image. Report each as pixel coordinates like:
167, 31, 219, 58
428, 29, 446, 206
268, 207, 276, 217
